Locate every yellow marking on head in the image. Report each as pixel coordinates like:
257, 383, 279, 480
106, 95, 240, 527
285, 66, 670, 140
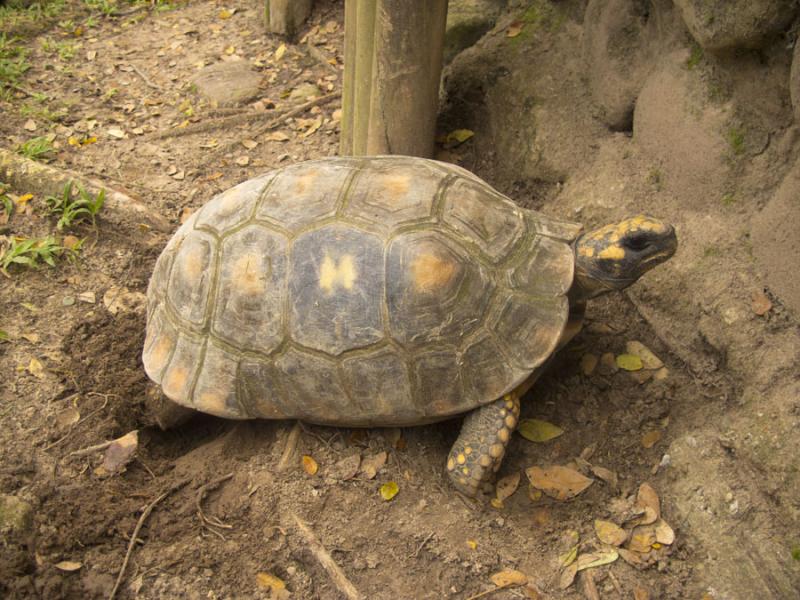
319, 253, 356, 293
411, 253, 457, 292
381, 174, 410, 198
579, 245, 595, 257
293, 170, 318, 196
163, 365, 189, 396
457, 453, 466, 465
598, 245, 626, 260
504, 415, 516, 428
231, 254, 266, 296
148, 335, 174, 370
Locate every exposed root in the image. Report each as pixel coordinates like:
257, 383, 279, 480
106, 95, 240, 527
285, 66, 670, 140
196, 473, 234, 539
277, 421, 302, 472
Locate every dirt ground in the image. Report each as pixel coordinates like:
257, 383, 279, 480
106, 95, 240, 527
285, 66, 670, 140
0, 1, 798, 599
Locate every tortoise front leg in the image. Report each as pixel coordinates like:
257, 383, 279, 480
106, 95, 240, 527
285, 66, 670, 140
446, 392, 520, 497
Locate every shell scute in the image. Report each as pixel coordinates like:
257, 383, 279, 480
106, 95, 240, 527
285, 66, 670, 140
166, 230, 216, 328
192, 341, 244, 418
194, 173, 274, 235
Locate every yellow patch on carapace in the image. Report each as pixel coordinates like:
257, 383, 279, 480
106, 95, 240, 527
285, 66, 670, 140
147, 335, 174, 371
231, 254, 266, 296
163, 365, 189, 397
381, 174, 410, 199
292, 170, 319, 196
195, 389, 228, 415
179, 245, 206, 282
411, 253, 457, 292
598, 245, 626, 260
319, 253, 357, 293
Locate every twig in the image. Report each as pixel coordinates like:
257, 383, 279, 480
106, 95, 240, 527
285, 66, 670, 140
108, 479, 189, 600
607, 570, 623, 595
580, 570, 600, 600
291, 512, 363, 600
69, 439, 114, 457
4, 82, 41, 98
43, 393, 110, 451
199, 92, 341, 166
277, 421, 301, 472
129, 63, 162, 91
409, 532, 434, 558
148, 109, 277, 140
465, 586, 502, 600
196, 473, 234, 537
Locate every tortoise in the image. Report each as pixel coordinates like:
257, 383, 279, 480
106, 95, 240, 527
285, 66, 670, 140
143, 155, 677, 497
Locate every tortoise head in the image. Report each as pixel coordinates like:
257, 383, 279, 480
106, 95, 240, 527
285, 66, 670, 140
572, 215, 677, 300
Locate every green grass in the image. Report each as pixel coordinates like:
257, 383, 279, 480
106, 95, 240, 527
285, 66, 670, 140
16, 136, 55, 161
648, 169, 663, 191
0, 235, 71, 275
0, 32, 30, 93
0, 181, 12, 220
721, 192, 735, 206
686, 44, 703, 70
792, 546, 800, 562
45, 181, 105, 230
727, 127, 745, 156
19, 100, 65, 122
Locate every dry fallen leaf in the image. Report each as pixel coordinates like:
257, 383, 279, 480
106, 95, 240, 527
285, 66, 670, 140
616, 353, 643, 371
627, 525, 656, 553
328, 454, 361, 481
496, 472, 521, 501
95, 430, 138, 477
359, 451, 387, 479
654, 518, 675, 545
626, 341, 664, 369
641, 430, 662, 449
635, 482, 661, 523
518, 419, 564, 443
77, 291, 96, 304
580, 353, 598, 375
28, 357, 44, 378
301, 455, 318, 475
107, 127, 125, 139
526, 466, 593, 501
241, 139, 258, 150
559, 544, 578, 567
256, 571, 290, 598
56, 407, 80, 429
235, 156, 250, 166
267, 131, 291, 142
751, 290, 772, 316
466, 539, 478, 550
444, 128, 474, 147
594, 519, 628, 546
590, 465, 618, 489
618, 547, 645, 568
379, 481, 399, 501
54, 561, 82, 572
490, 569, 528, 588
506, 21, 524, 37
275, 43, 287, 60
559, 563, 578, 589
576, 548, 619, 571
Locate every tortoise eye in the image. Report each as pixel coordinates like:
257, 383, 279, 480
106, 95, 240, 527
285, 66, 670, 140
623, 233, 650, 252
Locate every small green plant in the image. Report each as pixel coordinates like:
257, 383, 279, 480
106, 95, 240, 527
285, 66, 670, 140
20, 100, 65, 122
16, 136, 55, 161
703, 246, 721, 258
45, 181, 105, 230
792, 546, 800, 562
0, 235, 69, 275
0, 33, 30, 92
727, 127, 745, 156
686, 44, 703, 70
0, 329, 8, 342
721, 192, 735, 206
83, 0, 118, 17
0, 181, 12, 219
647, 169, 663, 191
40, 37, 75, 61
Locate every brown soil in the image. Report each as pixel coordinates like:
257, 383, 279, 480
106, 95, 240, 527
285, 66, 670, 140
1, 1, 798, 600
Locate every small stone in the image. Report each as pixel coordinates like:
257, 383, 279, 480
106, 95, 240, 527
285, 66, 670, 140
235, 156, 250, 166
62, 296, 75, 306
107, 128, 126, 139
626, 340, 664, 369
166, 165, 178, 175
599, 352, 618, 374
172, 170, 186, 181
23, 119, 37, 131
77, 291, 96, 304
580, 353, 599, 375
289, 82, 321, 101
0, 494, 33, 536
192, 61, 262, 107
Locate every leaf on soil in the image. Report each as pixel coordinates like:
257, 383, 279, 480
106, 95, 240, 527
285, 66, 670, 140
517, 419, 564, 443
54, 561, 82, 571
616, 353, 643, 371
466, 539, 477, 550
496, 472, 521, 501
635, 482, 661, 523
235, 156, 250, 166
95, 430, 138, 477
24, 119, 37, 132
559, 563, 578, 589
28, 357, 44, 378
275, 44, 287, 60
625, 341, 663, 369
300, 117, 323, 138
618, 547, 644, 568
444, 129, 474, 147
107, 128, 126, 139
590, 465, 618, 489
654, 519, 675, 545
576, 548, 619, 571
627, 525, 656, 553
379, 481, 399, 501
359, 451, 387, 479
641, 430, 662, 449
77, 291, 96, 304
490, 569, 528, 588
506, 22, 524, 38
580, 353, 598, 375
256, 572, 290, 599
241, 139, 258, 150
301, 455, 318, 475
56, 407, 80, 429
751, 291, 772, 316
526, 466, 593, 501
267, 131, 291, 142
559, 544, 578, 567
328, 454, 361, 481
103, 286, 146, 315
219, 8, 235, 19
594, 519, 628, 546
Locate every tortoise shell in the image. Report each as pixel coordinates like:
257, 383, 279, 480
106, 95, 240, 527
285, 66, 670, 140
143, 156, 582, 426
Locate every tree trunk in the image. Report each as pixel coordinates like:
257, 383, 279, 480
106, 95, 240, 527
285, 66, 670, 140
341, 0, 448, 158
265, 0, 313, 37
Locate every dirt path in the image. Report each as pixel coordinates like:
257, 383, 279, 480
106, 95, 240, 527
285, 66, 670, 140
1, 2, 797, 599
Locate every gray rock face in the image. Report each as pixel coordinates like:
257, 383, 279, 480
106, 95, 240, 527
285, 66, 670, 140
265, 0, 313, 37
191, 61, 262, 107
790, 40, 800, 122
673, 0, 796, 51
445, 0, 505, 63
583, 0, 650, 130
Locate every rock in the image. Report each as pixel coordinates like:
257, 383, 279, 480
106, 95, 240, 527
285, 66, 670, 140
582, 0, 650, 131
0, 494, 33, 536
673, 0, 796, 51
633, 50, 733, 201
444, 0, 505, 64
790, 40, 800, 123
192, 61, 262, 107
751, 156, 800, 317
289, 82, 321, 101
